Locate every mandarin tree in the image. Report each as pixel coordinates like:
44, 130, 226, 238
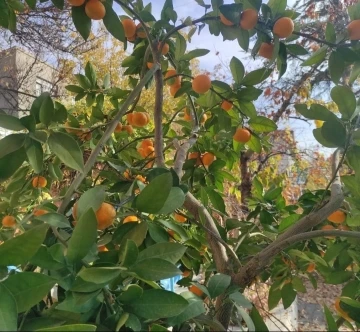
1, 0, 360, 331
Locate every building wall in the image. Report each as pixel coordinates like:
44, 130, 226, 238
0, 47, 60, 118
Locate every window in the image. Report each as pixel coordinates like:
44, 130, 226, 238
35, 78, 53, 96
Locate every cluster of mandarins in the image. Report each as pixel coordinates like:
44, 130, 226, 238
136, 138, 155, 168
320, 209, 350, 238
68, 0, 106, 20
188, 151, 215, 167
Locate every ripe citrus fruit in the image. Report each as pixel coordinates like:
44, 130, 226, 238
122, 125, 134, 135
145, 160, 155, 169
135, 175, 146, 183
136, 23, 147, 38
328, 210, 346, 224
32, 176, 47, 188
335, 298, 353, 322
132, 112, 149, 127
192, 74, 211, 94
321, 224, 336, 239
140, 139, 153, 149
221, 100, 233, 111
138, 145, 155, 158
126, 113, 134, 125
233, 128, 251, 143
240, 9, 258, 30
189, 152, 201, 165
158, 42, 169, 55
189, 285, 204, 297
2, 215, 16, 227
174, 213, 187, 223
165, 69, 181, 86
114, 123, 122, 133
85, 0, 106, 20
219, 13, 233, 26
183, 108, 191, 121
306, 262, 315, 273
64, 121, 80, 134
122, 19, 137, 38
347, 20, 360, 40
200, 114, 207, 125
273, 17, 294, 38
201, 152, 215, 166
170, 84, 181, 97
123, 215, 139, 224
147, 62, 153, 69
33, 208, 48, 217
68, 0, 85, 6
73, 202, 116, 230
258, 42, 274, 59
182, 270, 191, 278
338, 224, 350, 231
168, 229, 175, 237
98, 245, 108, 252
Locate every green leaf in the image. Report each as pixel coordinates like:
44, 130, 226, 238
230, 56, 245, 84
286, 44, 308, 56
237, 28, 249, 51
65, 85, 85, 93
321, 119, 346, 147
279, 214, 300, 232
0, 284, 17, 331
250, 306, 269, 332
66, 209, 98, 262
48, 132, 84, 172
135, 172, 173, 213
302, 46, 327, 67
25, 139, 44, 173
205, 188, 225, 214
30, 245, 65, 270
3, 272, 56, 313
74, 74, 91, 90
119, 239, 139, 267
267, 0, 286, 17
76, 186, 106, 220
229, 292, 253, 309
325, 22, 336, 43
114, 222, 148, 247
39, 93, 54, 126
71, 6, 91, 41
20, 115, 36, 132
85, 62, 96, 87
268, 282, 282, 310
0, 148, 27, 181
51, 0, 64, 10
0, 224, 49, 267
71, 267, 124, 292
241, 68, 272, 86
180, 49, 210, 61
35, 213, 70, 229
157, 187, 186, 214
137, 242, 187, 264
331, 85, 356, 120
292, 276, 306, 293
130, 258, 182, 280
248, 116, 277, 132
0, 133, 26, 158
128, 289, 188, 320
0, 113, 26, 131
324, 271, 353, 284
119, 285, 143, 304
295, 103, 337, 121
208, 274, 231, 299
175, 33, 187, 60
350, 62, 360, 84
103, 3, 125, 42
37, 325, 97, 331
324, 305, 338, 332
313, 128, 338, 148
328, 51, 345, 84
281, 283, 296, 309
167, 292, 206, 326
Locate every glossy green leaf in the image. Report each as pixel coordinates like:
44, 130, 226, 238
229, 292, 253, 309
0, 224, 48, 267
267, 0, 286, 17
175, 33, 187, 60
135, 172, 173, 213
128, 289, 188, 319
0, 133, 26, 159
331, 85, 356, 120
286, 44, 308, 56
248, 116, 277, 132
137, 242, 186, 264
119, 239, 139, 267
295, 103, 337, 121
324, 305, 338, 331
35, 213, 70, 229
118, 285, 143, 304
250, 306, 269, 331
66, 209, 97, 262
268, 282, 282, 310
0, 284, 17, 331
157, 187, 186, 214
180, 49, 210, 61
115, 221, 148, 247
205, 188, 226, 214
329, 51, 345, 84
313, 128, 338, 148
38, 325, 97, 331
71, 6, 91, 41
325, 22, 336, 43
281, 283, 296, 309
103, 3, 125, 42
3, 272, 56, 313
25, 138, 44, 173
241, 68, 272, 86
321, 119, 346, 147
0, 113, 26, 131
324, 271, 353, 284
130, 258, 182, 280
48, 132, 84, 172
230, 56, 245, 84
301, 46, 327, 66
208, 274, 231, 299
76, 186, 106, 219
39, 93, 54, 126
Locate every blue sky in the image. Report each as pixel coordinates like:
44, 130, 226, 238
120, 0, 333, 156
